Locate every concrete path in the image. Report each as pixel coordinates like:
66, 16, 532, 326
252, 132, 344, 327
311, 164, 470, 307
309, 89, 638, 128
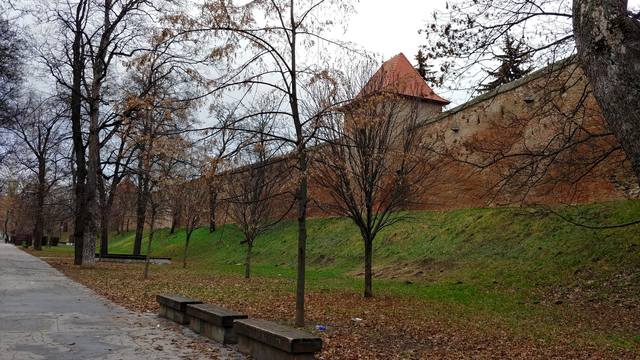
0, 243, 243, 359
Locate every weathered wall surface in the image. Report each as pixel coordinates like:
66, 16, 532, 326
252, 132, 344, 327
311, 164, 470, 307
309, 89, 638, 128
414, 62, 637, 210
114, 62, 639, 232
229, 62, 638, 220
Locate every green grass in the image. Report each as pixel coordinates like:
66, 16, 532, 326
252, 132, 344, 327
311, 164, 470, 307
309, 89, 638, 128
109, 201, 640, 294
51, 199, 640, 351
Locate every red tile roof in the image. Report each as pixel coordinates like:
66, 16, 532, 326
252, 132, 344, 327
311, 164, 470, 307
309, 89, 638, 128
358, 53, 450, 105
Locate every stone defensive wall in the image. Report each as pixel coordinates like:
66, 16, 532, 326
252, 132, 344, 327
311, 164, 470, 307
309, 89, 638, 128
308, 59, 636, 217
113, 57, 639, 232
412, 59, 637, 210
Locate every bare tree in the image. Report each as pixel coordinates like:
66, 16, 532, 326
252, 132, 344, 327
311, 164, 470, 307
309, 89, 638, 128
98, 120, 135, 256
112, 178, 137, 233
142, 148, 181, 279
314, 93, 431, 298
41, 0, 173, 266
224, 120, 289, 279
2, 96, 67, 250
120, 34, 200, 267
3, 180, 35, 240
421, 0, 575, 94
202, 108, 240, 234
0, 16, 21, 127
122, 32, 200, 256
179, 180, 206, 269
166, 182, 182, 235
142, 186, 161, 279
169, 144, 210, 270
180, 0, 358, 326
97, 177, 136, 238
0, 180, 19, 242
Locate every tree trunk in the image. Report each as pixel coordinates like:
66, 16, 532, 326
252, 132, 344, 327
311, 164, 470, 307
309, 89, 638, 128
295, 166, 308, 327
183, 230, 191, 269
170, 202, 180, 235
208, 182, 217, 233
245, 238, 253, 279
364, 237, 373, 298
98, 176, 109, 257
288, 1, 308, 328
99, 205, 109, 256
573, 0, 640, 184
169, 213, 177, 234
143, 205, 156, 279
81, 164, 98, 267
98, 161, 122, 256
3, 212, 9, 243
81, 95, 101, 267
33, 158, 46, 251
71, 0, 87, 266
134, 170, 147, 255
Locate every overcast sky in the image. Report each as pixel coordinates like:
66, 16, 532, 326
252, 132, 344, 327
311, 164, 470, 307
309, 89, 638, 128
341, 0, 640, 106
345, 0, 448, 59
342, 0, 454, 103
18, 0, 640, 107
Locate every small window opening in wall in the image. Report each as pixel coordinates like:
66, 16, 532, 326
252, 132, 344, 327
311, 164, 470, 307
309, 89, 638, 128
476, 116, 481, 124
523, 89, 535, 103
451, 119, 460, 133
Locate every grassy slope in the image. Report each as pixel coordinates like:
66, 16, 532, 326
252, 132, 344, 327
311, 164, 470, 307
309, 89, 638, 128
98, 200, 640, 348
109, 200, 640, 284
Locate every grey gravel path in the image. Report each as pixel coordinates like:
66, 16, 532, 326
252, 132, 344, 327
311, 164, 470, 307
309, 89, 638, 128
0, 243, 244, 360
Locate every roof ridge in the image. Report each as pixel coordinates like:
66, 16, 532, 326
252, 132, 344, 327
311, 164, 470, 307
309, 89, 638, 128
358, 53, 450, 105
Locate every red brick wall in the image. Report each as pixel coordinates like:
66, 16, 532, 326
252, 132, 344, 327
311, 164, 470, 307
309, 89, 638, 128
160, 63, 639, 230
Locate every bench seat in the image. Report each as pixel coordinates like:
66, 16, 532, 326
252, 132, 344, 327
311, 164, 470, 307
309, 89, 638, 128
156, 294, 201, 324
186, 304, 247, 344
235, 319, 322, 360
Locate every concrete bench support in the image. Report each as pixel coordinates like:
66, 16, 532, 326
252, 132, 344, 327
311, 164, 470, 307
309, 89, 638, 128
235, 319, 322, 360
186, 304, 248, 344
156, 294, 201, 324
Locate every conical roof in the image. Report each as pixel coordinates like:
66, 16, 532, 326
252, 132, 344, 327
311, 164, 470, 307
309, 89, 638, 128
358, 53, 450, 105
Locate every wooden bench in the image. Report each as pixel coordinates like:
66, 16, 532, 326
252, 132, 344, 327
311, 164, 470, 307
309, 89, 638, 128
156, 294, 201, 324
186, 304, 248, 344
235, 319, 322, 359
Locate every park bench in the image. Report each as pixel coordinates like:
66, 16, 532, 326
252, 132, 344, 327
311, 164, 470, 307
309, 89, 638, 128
97, 253, 172, 264
156, 294, 201, 324
235, 318, 322, 360
12, 234, 32, 247
186, 304, 248, 344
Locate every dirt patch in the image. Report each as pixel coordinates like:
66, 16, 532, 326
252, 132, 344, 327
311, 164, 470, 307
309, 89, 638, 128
311, 254, 336, 266
352, 258, 458, 282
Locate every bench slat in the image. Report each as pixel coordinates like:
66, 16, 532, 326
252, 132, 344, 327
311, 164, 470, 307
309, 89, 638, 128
186, 304, 247, 327
235, 318, 322, 354
156, 294, 201, 312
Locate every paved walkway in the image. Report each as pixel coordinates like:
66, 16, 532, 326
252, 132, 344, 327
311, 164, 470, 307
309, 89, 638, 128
0, 243, 242, 359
